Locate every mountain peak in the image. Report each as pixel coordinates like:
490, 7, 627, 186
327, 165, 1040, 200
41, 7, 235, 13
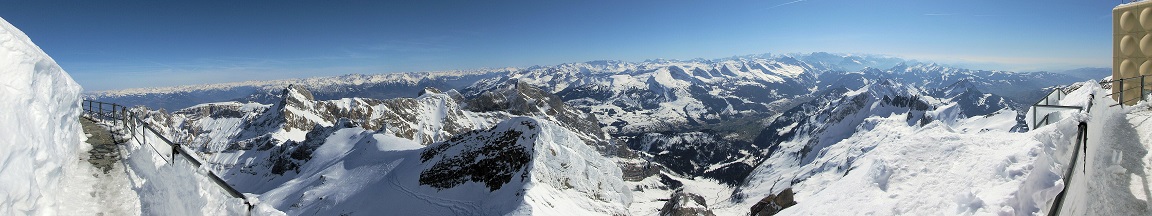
417, 86, 442, 97
418, 117, 630, 214
281, 84, 315, 106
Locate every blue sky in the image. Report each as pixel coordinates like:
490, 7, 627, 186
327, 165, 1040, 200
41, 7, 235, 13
0, 0, 1117, 91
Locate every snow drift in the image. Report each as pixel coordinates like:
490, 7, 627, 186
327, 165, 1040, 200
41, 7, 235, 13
0, 17, 86, 214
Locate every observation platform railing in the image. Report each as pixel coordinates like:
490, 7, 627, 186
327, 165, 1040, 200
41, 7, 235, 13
1026, 86, 1092, 216
82, 100, 252, 213
1103, 75, 1152, 107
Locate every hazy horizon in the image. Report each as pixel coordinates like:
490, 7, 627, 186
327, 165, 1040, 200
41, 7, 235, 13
0, 1, 1116, 91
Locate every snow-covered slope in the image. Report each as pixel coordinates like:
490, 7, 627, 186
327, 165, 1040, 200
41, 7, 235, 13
123, 77, 635, 214
216, 117, 631, 215
417, 117, 631, 215
86, 51, 1098, 215
0, 17, 88, 215
731, 113, 1066, 215
135, 86, 501, 190
719, 82, 1101, 215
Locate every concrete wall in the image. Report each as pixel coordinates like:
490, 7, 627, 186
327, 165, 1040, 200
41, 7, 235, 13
1114, 2, 1152, 104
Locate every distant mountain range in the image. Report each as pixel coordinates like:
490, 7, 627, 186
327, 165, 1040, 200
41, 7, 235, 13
106, 52, 1090, 215
1048, 67, 1111, 81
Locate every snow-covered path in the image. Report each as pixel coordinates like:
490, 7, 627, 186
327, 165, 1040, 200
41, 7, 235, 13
78, 118, 142, 215
1062, 94, 1152, 215
1089, 106, 1152, 214
85, 156, 143, 216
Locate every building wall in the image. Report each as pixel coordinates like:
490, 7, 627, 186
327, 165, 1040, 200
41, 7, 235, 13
1114, 2, 1152, 104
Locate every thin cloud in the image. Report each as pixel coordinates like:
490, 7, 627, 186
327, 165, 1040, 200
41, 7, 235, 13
765, 0, 810, 11
923, 13, 1004, 17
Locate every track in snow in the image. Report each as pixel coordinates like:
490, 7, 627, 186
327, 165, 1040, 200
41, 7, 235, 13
79, 117, 142, 215
385, 174, 482, 215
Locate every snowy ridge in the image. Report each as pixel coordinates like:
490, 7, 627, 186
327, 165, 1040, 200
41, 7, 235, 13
418, 117, 631, 215
0, 17, 90, 215
124, 80, 630, 214
496, 57, 820, 135
715, 82, 1102, 215
730, 114, 1065, 215
191, 117, 629, 215
82, 51, 1093, 215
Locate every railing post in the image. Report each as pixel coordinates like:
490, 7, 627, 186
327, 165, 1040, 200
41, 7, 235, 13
1121, 80, 1125, 107
121, 106, 127, 129
172, 142, 178, 163
141, 118, 146, 151
1081, 122, 1088, 174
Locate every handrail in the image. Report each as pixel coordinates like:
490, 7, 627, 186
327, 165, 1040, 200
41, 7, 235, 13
1047, 121, 1089, 216
1030, 87, 1083, 129
1101, 75, 1152, 106
82, 100, 252, 213
1044, 93, 1094, 216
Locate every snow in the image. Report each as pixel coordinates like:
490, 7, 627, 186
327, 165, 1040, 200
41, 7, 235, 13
717, 82, 1105, 215
117, 125, 251, 215
626, 172, 735, 216
247, 117, 630, 215
140, 87, 632, 214
1118, 0, 1151, 8
726, 113, 1059, 215
0, 16, 109, 215
1058, 83, 1152, 215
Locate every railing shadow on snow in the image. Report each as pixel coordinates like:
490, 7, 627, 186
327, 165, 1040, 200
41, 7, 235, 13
82, 100, 253, 213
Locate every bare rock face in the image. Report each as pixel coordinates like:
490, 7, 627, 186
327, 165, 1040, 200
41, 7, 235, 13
749, 188, 797, 216
418, 118, 538, 191
659, 190, 716, 216
465, 79, 619, 155
244, 84, 320, 133
265, 85, 478, 146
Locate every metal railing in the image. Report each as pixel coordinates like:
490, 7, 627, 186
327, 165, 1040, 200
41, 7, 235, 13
1036, 89, 1096, 216
82, 100, 252, 213
1047, 121, 1090, 216
1030, 87, 1085, 129
1102, 75, 1152, 107
1023, 82, 1096, 215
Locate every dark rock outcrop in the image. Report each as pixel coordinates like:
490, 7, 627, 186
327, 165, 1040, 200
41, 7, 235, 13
659, 190, 716, 216
464, 79, 619, 155
749, 188, 797, 216
419, 119, 538, 191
